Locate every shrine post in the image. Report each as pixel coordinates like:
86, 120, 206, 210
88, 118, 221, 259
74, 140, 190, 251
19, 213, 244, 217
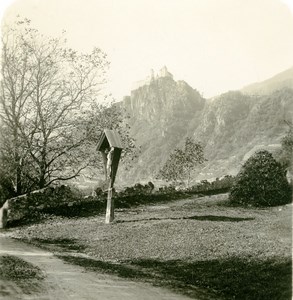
97, 129, 123, 224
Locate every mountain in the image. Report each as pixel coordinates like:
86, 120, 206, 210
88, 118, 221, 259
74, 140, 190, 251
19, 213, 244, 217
121, 67, 293, 183
190, 88, 293, 180
122, 67, 205, 182
242, 67, 293, 95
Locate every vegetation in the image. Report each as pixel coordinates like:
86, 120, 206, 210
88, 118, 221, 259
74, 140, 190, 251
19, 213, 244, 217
157, 137, 206, 186
0, 169, 15, 206
278, 120, 293, 171
229, 150, 291, 206
0, 255, 45, 296
188, 175, 234, 195
0, 255, 44, 280
0, 18, 136, 200
10, 194, 292, 299
5, 177, 236, 226
6, 183, 190, 225
58, 255, 291, 300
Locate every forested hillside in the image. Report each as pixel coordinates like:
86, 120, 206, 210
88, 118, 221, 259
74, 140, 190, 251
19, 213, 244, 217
121, 68, 293, 183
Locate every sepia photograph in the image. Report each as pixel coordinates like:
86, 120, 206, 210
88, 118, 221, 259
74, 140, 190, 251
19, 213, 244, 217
0, 0, 292, 299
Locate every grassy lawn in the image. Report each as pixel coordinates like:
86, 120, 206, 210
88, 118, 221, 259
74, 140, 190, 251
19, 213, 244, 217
7, 194, 292, 299
0, 255, 45, 296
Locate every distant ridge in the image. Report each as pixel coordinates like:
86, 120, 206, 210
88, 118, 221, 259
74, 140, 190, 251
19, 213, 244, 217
242, 67, 293, 95
119, 66, 293, 183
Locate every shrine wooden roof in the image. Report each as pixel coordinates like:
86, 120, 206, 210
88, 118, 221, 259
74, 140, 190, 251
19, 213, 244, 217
96, 129, 123, 151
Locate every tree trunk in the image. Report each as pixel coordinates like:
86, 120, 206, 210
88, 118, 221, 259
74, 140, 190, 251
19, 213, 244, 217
39, 167, 46, 189
14, 130, 22, 195
16, 162, 22, 195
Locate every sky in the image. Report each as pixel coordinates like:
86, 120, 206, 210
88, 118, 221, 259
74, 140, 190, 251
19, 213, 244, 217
1, 0, 293, 100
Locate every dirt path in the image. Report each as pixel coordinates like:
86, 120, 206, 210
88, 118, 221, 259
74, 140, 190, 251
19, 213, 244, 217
0, 234, 191, 300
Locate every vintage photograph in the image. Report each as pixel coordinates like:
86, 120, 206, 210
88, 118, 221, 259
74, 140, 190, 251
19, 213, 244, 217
0, 0, 292, 299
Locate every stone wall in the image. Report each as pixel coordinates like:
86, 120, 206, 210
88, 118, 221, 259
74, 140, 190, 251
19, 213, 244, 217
0, 186, 79, 228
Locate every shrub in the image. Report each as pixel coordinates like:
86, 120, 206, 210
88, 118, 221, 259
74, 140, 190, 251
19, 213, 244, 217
0, 174, 15, 207
187, 175, 234, 195
229, 150, 291, 206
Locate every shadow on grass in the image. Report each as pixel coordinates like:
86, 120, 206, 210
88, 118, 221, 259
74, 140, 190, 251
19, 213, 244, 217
185, 215, 254, 222
10, 192, 191, 221
116, 215, 254, 224
57, 254, 291, 300
31, 237, 86, 252
0, 255, 46, 297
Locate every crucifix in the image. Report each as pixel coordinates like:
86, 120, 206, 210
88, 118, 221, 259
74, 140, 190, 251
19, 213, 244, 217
97, 129, 123, 224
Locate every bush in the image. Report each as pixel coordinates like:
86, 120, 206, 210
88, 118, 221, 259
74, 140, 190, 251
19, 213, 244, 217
0, 174, 15, 207
187, 175, 234, 195
229, 150, 291, 206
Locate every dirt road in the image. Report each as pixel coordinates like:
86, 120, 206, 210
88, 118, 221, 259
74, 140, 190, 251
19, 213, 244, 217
0, 234, 191, 300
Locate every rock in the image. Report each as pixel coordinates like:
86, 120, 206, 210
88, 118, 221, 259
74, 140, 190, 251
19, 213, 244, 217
0, 201, 8, 229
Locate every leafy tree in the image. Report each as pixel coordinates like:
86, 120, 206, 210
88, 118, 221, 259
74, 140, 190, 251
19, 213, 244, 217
157, 137, 206, 186
86, 102, 138, 173
0, 18, 136, 195
229, 150, 291, 206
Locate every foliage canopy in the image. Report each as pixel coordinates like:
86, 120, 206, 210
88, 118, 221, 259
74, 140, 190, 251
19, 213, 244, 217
0, 18, 136, 198
229, 150, 291, 206
157, 137, 206, 186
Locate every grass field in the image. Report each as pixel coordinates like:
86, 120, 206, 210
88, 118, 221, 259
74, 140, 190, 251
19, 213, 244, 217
7, 194, 292, 299
0, 255, 45, 296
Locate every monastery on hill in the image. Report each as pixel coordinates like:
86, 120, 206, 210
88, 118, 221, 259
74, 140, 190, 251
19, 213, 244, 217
131, 66, 173, 91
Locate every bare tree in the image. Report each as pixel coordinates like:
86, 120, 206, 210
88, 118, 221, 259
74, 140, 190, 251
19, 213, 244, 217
0, 18, 112, 192
0, 19, 37, 193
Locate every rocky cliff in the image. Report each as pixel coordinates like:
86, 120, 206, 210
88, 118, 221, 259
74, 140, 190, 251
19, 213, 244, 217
122, 68, 205, 181
191, 88, 293, 180
121, 67, 293, 183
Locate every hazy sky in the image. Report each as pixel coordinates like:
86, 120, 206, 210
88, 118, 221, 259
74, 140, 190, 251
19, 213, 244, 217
1, 0, 293, 100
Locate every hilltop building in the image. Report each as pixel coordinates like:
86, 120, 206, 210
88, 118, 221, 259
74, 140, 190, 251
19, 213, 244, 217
131, 66, 173, 91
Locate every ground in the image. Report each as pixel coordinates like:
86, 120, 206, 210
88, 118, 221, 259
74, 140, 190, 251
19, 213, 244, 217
1, 194, 292, 299
0, 236, 189, 300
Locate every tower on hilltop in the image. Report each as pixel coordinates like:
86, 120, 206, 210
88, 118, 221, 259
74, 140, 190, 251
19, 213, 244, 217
158, 66, 173, 79
131, 66, 174, 91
